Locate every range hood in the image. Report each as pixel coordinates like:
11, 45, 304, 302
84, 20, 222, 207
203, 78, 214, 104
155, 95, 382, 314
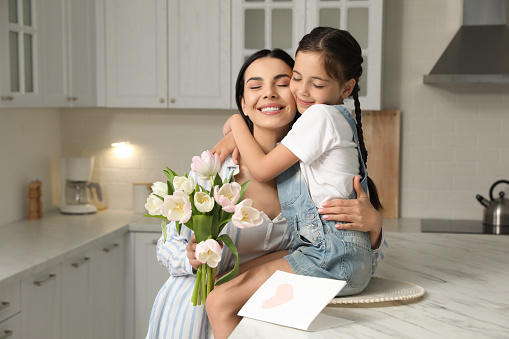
423, 0, 509, 85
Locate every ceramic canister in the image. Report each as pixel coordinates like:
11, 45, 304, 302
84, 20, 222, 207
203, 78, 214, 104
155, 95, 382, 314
133, 183, 152, 214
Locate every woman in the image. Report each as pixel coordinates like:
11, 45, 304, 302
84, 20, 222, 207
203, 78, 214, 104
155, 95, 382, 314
146, 49, 386, 339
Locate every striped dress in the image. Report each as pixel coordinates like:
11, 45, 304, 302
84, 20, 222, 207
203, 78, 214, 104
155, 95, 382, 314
145, 158, 388, 339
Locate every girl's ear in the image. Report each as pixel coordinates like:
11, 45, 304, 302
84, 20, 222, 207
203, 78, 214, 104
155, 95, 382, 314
341, 79, 356, 99
241, 97, 248, 116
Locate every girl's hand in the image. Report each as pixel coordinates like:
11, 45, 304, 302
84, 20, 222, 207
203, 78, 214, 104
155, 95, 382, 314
211, 132, 240, 164
318, 175, 383, 248
186, 234, 203, 272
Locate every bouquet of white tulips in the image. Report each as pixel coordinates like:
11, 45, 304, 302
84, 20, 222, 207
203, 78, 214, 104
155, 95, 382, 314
145, 150, 263, 306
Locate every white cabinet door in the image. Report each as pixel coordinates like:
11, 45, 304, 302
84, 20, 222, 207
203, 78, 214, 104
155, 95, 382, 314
305, 0, 383, 110
167, 0, 231, 108
67, 0, 105, 107
105, 0, 167, 108
21, 265, 61, 339
0, 313, 21, 339
0, 0, 42, 108
132, 233, 169, 339
91, 235, 126, 339
39, 0, 105, 107
61, 252, 93, 339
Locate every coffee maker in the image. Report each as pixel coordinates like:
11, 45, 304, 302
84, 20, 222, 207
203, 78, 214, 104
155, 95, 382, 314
60, 157, 97, 215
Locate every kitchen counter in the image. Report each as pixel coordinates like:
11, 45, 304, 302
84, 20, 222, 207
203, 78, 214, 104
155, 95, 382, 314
231, 231, 509, 339
0, 210, 160, 290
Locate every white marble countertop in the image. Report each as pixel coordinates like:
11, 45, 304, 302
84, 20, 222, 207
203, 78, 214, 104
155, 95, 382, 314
231, 232, 509, 339
0, 210, 161, 290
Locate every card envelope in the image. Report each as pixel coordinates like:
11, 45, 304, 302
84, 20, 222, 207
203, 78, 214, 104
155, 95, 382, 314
238, 270, 351, 331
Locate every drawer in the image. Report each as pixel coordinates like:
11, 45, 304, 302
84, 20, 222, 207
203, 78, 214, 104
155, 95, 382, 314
0, 283, 20, 323
0, 313, 21, 339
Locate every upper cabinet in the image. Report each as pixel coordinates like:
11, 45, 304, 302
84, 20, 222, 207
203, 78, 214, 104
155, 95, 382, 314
1, 0, 382, 110
105, 0, 231, 109
232, 0, 383, 110
0, 0, 42, 107
39, 0, 105, 107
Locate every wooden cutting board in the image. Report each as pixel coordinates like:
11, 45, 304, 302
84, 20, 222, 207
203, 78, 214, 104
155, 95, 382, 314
362, 110, 401, 218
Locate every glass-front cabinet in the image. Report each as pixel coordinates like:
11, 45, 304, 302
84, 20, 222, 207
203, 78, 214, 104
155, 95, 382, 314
232, 0, 383, 110
0, 0, 41, 107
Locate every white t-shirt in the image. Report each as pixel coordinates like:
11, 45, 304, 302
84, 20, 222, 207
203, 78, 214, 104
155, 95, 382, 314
281, 104, 360, 207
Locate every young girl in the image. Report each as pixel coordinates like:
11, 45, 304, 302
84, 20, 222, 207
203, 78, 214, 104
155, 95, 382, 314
206, 27, 383, 338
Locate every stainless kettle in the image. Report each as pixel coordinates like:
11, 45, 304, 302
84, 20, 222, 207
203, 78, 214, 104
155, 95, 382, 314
476, 180, 509, 228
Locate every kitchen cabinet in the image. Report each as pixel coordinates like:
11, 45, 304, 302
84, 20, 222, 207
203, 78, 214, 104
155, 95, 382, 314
0, 282, 21, 339
232, 0, 383, 110
17, 235, 125, 339
39, 0, 105, 107
105, 0, 231, 109
61, 251, 93, 339
125, 232, 169, 339
21, 265, 62, 339
0, 0, 42, 107
91, 236, 126, 339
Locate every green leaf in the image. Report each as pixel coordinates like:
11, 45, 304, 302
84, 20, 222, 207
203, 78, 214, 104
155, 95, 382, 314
192, 215, 213, 243
238, 180, 250, 201
161, 220, 167, 243
143, 213, 166, 219
227, 170, 235, 183
175, 221, 181, 235
166, 180, 174, 196
153, 193, 164, 201
215, 234, 239, 286
213, 174, 223, 189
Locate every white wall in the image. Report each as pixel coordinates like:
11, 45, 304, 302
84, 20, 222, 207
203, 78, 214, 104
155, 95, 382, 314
60, 108, 230, 210
0, 109, 61, 225
383, 0, 509, 220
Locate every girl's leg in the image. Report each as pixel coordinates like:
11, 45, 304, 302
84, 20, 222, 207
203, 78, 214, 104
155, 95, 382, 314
206, 257, 294, 339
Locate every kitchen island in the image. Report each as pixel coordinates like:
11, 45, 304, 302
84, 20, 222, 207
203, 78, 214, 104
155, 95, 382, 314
231, 231, 509, 338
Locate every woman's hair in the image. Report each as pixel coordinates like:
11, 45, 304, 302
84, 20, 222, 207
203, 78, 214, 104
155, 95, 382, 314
297, 27, 383, 211
235, 49, 297, 133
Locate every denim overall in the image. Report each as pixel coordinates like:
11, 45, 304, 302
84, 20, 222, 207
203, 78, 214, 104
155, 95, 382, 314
277, 105, 372, 296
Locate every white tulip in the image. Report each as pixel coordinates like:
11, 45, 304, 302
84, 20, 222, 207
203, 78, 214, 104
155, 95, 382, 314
145, 193, 164, 215
173, 176, 195, 195
161, 191, 192, 224
194, 192, 215, 213
151, 181, 167, 197
232, 199, 263, 229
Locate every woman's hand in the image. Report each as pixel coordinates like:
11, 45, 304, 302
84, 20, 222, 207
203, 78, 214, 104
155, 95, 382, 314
186, 234, 203, 272
211, 132, 240, 164
318, 175, 383, 248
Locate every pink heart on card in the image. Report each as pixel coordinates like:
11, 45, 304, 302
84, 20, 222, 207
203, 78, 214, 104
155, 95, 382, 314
261, 283, 294, 309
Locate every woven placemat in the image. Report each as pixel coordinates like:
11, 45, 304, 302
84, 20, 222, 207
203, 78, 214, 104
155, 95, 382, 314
328, 277, 425, 305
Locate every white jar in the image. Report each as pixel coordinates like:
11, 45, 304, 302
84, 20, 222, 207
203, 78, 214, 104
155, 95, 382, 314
132, 183, 152, 214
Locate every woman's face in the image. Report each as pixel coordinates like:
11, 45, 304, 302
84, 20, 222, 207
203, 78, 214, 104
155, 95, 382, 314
241, 57, 296, 133
290, 51, 348, 113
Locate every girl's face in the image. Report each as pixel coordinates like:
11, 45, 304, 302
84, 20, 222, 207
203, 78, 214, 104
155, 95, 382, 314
241, 57, 297, 133
290, 51, 354, 113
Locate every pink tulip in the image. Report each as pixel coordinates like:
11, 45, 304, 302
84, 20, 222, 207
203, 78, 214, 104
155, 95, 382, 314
214, 182, 241, 212
190, 150, 221, 180
195, 239, 223, 268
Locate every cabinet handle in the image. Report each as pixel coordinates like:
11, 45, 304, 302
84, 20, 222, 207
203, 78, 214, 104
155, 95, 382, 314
71, 257, 90, 268
103, 243, 119, 253
0, 330, 13, 339
0, 301, 10, 312
159, 98, 165, 103
152, 239, 158, 245
34, 274, 56, 286
170, 98, 175, 103
1, 96, 14, 101
67, 97, 78, 102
